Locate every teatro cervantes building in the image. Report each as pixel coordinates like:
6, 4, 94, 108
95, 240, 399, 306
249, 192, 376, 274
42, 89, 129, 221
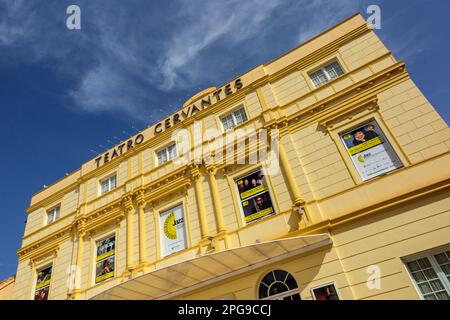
10, 14, 450, 300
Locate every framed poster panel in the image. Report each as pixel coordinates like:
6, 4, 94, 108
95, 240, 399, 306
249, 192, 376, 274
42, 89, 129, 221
160, 204, 187, 257
235, 169, 275, 224
34, 265, 52, 300
311, 282, 340, 300
95, 234, 115, 284
340, 120, 403, 181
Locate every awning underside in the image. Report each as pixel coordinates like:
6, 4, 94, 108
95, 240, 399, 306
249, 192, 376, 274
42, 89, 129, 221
91, 234, 332, 300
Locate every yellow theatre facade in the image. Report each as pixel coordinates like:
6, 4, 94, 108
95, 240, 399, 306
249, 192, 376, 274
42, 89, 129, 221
11, 13, 450, 300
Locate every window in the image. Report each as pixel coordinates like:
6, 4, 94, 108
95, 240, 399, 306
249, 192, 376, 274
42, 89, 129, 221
34, 265, 52, 300
46, 206, 60, 225
309, 60, 344, 87
339, 120, 403, 181
95, 235, 116, 284
156, 143, 177, 166
220, 107, 248, 131
405, 249, 450, 300
311, 283, 340, 300
160, 204, 187, 257
100, 175, 116, 195
258, 270, 300, 300
235, 169, 275, 224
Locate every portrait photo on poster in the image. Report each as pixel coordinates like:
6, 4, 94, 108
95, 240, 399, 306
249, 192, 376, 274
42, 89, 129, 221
340, 120, 403, 181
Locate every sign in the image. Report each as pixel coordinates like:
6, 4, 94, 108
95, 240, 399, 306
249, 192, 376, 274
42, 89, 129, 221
154, 78, 243, 135
91, 78, 243, 169
94, 134, 144, 168
236, 169, 275, 224
160, 204, 187, 257
35, 265, 52, 300
95, 235, 115, 284
340, 120, 402, 181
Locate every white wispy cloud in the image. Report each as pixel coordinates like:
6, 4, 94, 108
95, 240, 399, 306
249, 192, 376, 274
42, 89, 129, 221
0, 0, 287, 120
0, 0, 430, 122
158, 0, 282, 90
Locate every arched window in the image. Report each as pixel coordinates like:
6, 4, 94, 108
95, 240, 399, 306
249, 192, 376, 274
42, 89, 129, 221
258, 270, 301, 300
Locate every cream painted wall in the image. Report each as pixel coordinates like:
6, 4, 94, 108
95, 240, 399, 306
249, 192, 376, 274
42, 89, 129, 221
14, 14, 450, 300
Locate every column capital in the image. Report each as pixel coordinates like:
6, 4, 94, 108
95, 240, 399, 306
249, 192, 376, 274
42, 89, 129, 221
75, 217, 87, 237
122, 193, 134, 213
189, 163, 202, 180
206, 164, 218, 175
135, 189, 146, 207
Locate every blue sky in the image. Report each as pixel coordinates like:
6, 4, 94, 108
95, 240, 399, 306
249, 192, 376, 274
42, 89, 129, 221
0, 0, 448, 280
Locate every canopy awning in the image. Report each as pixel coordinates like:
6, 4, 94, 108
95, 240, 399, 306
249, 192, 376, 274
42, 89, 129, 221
91, 233, 332, 300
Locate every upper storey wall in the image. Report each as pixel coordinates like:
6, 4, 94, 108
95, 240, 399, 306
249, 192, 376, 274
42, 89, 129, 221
22, 13, 450, 246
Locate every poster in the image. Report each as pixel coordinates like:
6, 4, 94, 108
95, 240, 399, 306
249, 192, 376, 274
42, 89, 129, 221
340, 120, 403, 181
95, 235, 115, 283
312, 284, 340, 300
235, 170, 275, 223
34, 265, 52, 300
160, 204, 187, 257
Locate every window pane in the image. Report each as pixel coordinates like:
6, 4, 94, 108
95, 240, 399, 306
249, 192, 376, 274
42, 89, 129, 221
258, 283, 268, 299
429, 280, 445, 291
418, 282, 432, 294
424, 294, 437, 300
233, 108, 247, 125
423, 268, 438, 280
168, 144, 177, 160
262, 271, 274, 287
434, 253, 448, 264
221, 114, 234, 131
411, 271, 426, 283
418, 258, 432, 269
325, 61, 344, 79
274, 270, 287, 282
47, 212, 53, 224
285, 274, 298, 290
440, 264, 450, 276
268, 282, 289, 296
407, 261, 420, 272
101, 180, 109, 194
157, 150, 167, 165
110, 175, 116, 189
310, 69, 328, 87
435, 291, 450, 300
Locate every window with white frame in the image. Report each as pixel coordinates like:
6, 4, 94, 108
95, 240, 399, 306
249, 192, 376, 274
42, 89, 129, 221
258, 270, 301, 300
156, 143, 177, 166
309, 60, 344, 88
100, 174, 117, 195
220, 107, 248, 131
405, 248, 450, 300
46, 206, 60, 225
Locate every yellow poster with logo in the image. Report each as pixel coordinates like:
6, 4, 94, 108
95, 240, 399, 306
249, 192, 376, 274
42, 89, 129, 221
34, 265, 52, 300
340, 120, 403, 181
95, 235, 115, 284
160, 205, 187, 257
